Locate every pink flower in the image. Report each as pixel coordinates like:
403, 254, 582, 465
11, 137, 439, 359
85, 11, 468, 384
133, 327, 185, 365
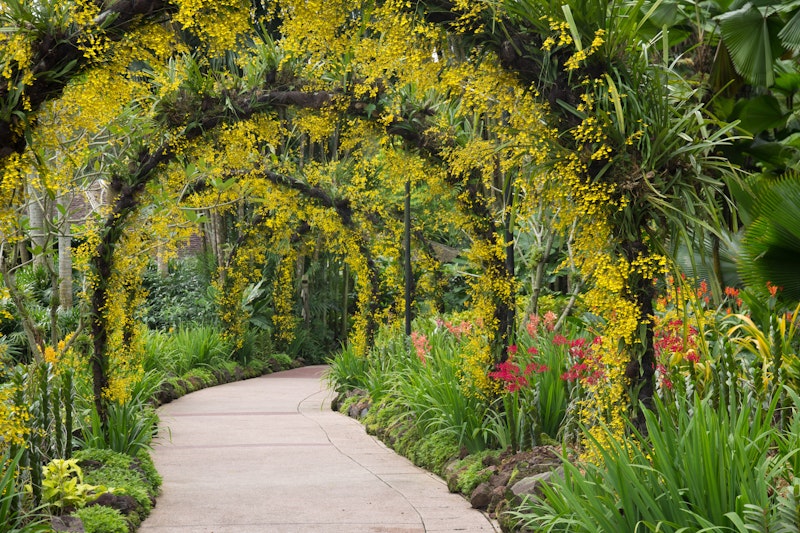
410, 331, 429, 365
543, 311, 557, 331
526, 314, 541, 336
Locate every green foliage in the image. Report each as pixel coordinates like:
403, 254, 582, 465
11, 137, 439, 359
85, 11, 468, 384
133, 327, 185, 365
75, 448, 161, 515
183, 367, 215, 386
142, 325, 233, 377
396, 341, 492, 453
269, 353, 293, 369
78, 401, 158, 457
511, 395, 797, 532
450, 450, 498, 495
40, 459, 109, 512
169, 325, 232, 376
0, 448, 48, 533
363, 398, 406, 437
72, 505, 127, 533
141, 258, 218, 330
406, 431, 459, 474
232, 326, 274, 366
325, 343, 370, 393
738, 173, 800, 300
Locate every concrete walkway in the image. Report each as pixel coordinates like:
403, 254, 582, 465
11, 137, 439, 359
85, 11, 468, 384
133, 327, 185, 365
139, 365, 499, 532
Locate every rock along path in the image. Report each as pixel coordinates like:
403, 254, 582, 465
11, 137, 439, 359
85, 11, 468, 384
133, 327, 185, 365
139, 365, 499, 533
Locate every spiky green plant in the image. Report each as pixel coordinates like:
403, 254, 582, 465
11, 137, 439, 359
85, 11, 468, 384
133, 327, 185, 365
509, 394, 798, 532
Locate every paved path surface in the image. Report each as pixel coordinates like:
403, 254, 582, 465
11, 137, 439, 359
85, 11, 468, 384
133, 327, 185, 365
139, 365, 499, 532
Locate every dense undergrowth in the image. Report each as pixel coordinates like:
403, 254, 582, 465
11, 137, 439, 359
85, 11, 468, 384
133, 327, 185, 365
327, 278, 800, 531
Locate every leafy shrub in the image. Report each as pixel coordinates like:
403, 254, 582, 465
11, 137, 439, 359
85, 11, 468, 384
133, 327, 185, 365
449, 450, 499, 495
75, 448, 161, 515
269, 352, 293, 369
75, 448, 161, 500
232, 326, 274, 365
141, 257, 218, 330
325, 343, 370, 393
141, 330, 179, 374
183, 367, 215, 386
169, 325, 232, 376
407, 432, 460, 474
40, 459, 109, 512
78, 401, 158, 456
72, 505, 127, 533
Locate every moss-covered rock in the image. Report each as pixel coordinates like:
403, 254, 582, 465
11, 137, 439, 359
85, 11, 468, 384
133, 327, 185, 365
74, 448, 162, 531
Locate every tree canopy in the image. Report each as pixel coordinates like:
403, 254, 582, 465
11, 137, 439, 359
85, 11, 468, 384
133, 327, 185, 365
2, 0, 800, 439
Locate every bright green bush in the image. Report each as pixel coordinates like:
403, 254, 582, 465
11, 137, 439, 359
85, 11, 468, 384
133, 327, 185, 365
40, 459, 109, 512
407, 432, 460, 474
169, 325, 232, 376
450, 450, 498, 495
72, 505, 127, 533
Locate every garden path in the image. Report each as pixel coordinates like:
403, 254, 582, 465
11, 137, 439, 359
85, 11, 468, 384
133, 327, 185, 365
138, 365, 499, 532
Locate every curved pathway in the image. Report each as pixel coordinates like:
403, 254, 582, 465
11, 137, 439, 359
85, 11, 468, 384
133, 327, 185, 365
139, 365, 499, 532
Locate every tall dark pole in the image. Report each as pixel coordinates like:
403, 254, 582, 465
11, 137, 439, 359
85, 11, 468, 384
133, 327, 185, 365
404, 179, 412, 336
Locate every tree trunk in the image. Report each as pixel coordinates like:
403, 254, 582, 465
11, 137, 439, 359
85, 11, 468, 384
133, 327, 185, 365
27, 180, 49, 269
622, 240, 657, 432
58, 193, 73, 309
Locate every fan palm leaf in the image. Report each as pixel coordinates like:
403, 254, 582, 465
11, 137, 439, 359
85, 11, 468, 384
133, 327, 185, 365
717, 4, 785, 87
738, 174, 800, 299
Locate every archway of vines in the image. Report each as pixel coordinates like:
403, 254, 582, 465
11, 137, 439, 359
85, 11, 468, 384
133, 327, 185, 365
0, 0, 747, 444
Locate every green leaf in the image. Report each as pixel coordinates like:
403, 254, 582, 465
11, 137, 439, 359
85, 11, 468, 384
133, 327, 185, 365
561, 4, 582, 51
717, 4, 785, 87
738, 173, 800, 298
778, 8, 800, 52
738, 94, 787, 134
774, 71, 800, 94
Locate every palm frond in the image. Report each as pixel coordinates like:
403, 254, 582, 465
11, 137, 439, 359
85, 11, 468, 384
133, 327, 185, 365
738, 174, 800, 299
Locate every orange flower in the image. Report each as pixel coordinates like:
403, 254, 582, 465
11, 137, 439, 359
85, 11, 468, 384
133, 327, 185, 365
767, 281, 783, 297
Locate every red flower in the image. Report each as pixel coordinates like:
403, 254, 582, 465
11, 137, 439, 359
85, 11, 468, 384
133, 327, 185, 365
489, 356, 530, 392
768, 281, 783, 297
